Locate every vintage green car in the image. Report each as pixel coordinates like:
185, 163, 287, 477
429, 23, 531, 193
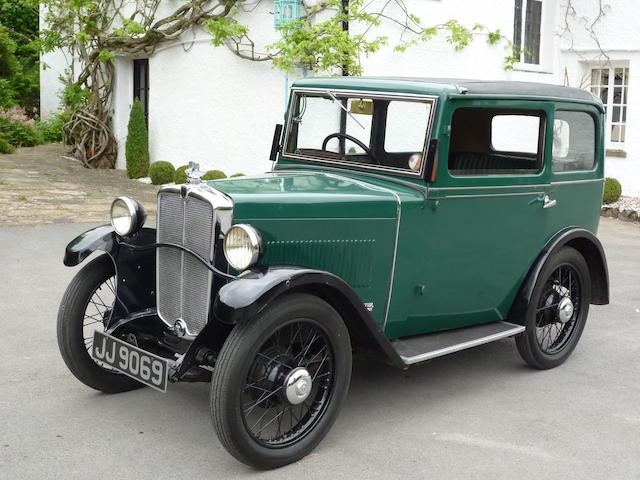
58, 77, 609, 469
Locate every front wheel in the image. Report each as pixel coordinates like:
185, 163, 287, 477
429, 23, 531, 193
210, 293, 352, 469
57, 254, 142, 393
516, 246, 591, 370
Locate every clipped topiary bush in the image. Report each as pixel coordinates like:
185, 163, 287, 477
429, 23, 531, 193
149, 161, 175, 185
202, 169, 227, 180
603, 177, 622, 204
174, 164, 189, 184
230, 172, 245, 177
125, 98, 149, 179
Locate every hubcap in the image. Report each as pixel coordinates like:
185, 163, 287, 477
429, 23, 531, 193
285, 367, 312, 405
557, 297, 574, 323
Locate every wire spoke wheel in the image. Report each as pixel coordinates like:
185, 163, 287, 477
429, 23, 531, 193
82, 276, 116, 358
211, 293, 352, 469
241, 320, 335, 447
534, 264, 581, 355
516, 246, 591, 370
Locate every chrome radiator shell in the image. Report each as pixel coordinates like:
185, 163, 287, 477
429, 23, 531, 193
156, 185, 232, 336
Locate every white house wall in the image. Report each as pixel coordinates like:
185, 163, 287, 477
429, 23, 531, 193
41, 0, 640, 195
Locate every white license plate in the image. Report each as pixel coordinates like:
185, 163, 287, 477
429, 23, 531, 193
92, 331, 170, 392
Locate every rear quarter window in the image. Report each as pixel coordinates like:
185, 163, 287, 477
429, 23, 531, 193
552, 111, 596, 172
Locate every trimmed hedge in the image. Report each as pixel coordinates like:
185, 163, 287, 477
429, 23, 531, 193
603, 177, 622, 204
149, 161, 175, 185
230, 172, 245, 177
202, 169, 227, 180
174, 164, 189, 184
125, 98, 149, 179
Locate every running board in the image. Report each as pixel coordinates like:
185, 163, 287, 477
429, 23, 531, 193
392, 321, 525, 365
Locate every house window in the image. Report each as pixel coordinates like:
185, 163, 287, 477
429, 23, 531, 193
514, 0, 542, 64
590, 67, 629, 145
133, 59, 149, 125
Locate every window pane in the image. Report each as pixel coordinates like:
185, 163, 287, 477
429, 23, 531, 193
294, 97, 341, 151
591, 69, 600, 85
615, 68, 624, 85
513, 0, 523, 53
601, 69, 609, 85
384, 101, 430, 152
613, 106, 621, 122
524, 0, 542, 64
613, 87, 622, 104
492, 115, 540, 153
552, 111, 596, 172
600, 87, 608, 104
448, 109, 542, 176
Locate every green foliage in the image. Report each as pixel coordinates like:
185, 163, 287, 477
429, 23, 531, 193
0, 135, 14, 153
149, 161, 176, 185
603, 177, 622, 204
202, 169, 227, 180
174, 164, 189, 184
0, 108, 42, 147
230, 172, 245, 177
0, 1, 40, 113
268, 0, 387, 75
125, 99, 149, 179
36, 113, 67, 143
206, 16, 249, 46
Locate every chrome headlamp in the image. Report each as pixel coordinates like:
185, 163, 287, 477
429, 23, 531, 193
223, 224, 263, 271
110, 196, 146, 237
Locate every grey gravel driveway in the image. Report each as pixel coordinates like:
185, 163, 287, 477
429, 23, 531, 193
0, 218, 639, 479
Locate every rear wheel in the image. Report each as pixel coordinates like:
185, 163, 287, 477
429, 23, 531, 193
210, 293, 352, 469
516, 246, 591, 369
57, 255, 142, 393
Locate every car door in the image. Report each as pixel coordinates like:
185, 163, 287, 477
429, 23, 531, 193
546, 103, 604, 236
389, 99, 555, 339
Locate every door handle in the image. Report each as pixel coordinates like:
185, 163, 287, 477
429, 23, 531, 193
542, 194, 557, 209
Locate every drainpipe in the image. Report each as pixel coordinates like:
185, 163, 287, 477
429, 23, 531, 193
339, 0, 349, 154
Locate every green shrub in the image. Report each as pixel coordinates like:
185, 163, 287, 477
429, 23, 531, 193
174, 164, 189, 184
230, 172, 245, 177
603, 177, 622, 204
0, 116, 41, 147
202, 169, 227, 180
149, 161, 175, 185
125, 98, 149, 179
36, 113, 67, 143
0, 136, 14, 154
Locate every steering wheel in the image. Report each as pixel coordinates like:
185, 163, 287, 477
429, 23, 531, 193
321, 133, 379, 164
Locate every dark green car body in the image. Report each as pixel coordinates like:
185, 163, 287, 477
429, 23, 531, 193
211, 77, 607, 341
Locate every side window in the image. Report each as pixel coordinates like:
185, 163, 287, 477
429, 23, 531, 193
385, 101, 431, 152
552, 111, 596, 172
448, 108, 544, 176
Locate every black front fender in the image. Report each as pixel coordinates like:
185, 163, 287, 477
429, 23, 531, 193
64, 224, 117, 266
213, 267, 405, 368
63, 225, 157, 322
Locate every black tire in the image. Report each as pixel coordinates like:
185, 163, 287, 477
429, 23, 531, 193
211, 293, 352, 469
57, 255, 142, 393
516, 246, 591, 370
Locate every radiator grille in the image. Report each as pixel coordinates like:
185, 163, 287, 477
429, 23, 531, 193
157, 191, 216, 335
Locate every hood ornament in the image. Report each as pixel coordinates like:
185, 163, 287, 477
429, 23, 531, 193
186, 161, 204, 184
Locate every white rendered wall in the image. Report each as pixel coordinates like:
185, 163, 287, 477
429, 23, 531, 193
557, 0, 640, 195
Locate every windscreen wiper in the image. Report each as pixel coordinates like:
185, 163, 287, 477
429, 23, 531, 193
326, 90, 365, 130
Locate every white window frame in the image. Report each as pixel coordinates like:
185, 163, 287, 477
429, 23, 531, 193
589, 65, 629, 148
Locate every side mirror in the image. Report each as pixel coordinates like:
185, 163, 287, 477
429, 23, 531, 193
269, 124, 284, 162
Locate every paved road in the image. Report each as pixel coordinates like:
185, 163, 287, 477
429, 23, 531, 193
1, 219, 639, 479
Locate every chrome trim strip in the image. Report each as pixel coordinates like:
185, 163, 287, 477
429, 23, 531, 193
281, 87, 438, 179
399, 324, 525, 365
429, 183, 548, 191
435, 191, 545, 200
550, 178, 604, 186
